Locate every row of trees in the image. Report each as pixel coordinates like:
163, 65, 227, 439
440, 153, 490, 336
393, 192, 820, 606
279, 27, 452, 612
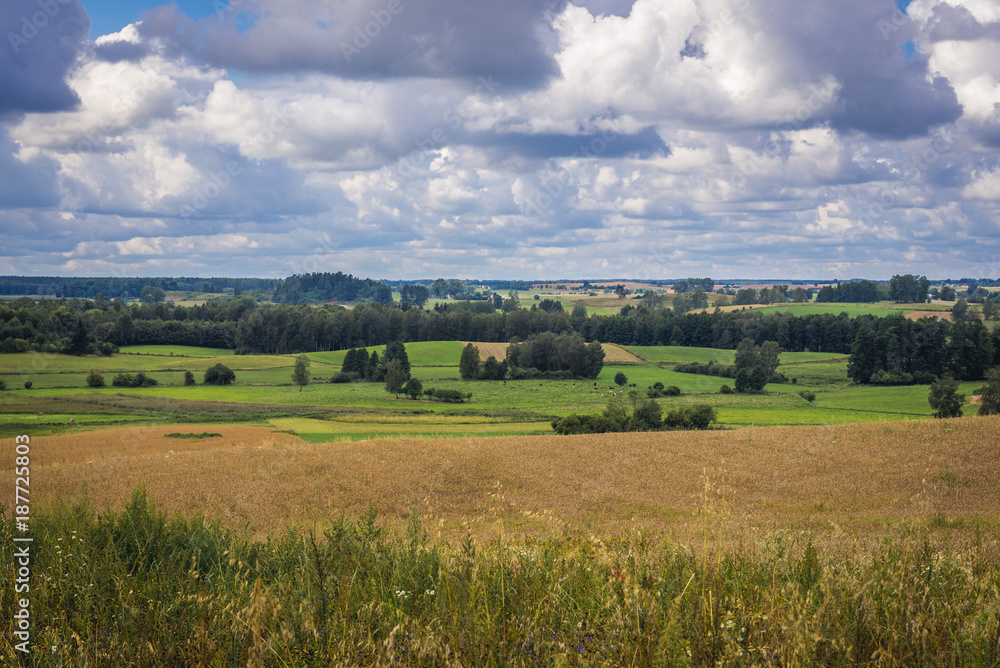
272, 272, 393, 304
848, 315, 995, 383
552, 395, 717, 434
816, 280, 886, 303
4, 296, 999, 385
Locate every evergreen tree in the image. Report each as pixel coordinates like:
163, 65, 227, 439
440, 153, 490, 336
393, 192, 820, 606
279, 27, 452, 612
69, 316, 90, 356
383, 340, 410, 376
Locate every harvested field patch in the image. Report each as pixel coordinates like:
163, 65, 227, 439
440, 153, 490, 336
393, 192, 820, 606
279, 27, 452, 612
5, 424, 303, 467
8, 416, 999, 544
906, 310, 953, 321
460, 341, 640, 364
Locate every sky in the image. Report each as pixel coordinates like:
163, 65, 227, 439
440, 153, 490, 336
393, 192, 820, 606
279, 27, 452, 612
1, 0, 999, 281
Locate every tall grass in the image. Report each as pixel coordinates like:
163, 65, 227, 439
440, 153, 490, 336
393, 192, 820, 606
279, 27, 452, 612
2, 488, 999, 666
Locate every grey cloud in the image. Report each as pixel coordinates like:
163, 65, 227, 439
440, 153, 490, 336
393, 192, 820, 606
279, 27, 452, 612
0, 128, 61, 207
138, 0, 565, 88
464, 127, 669, 161
0, 0, 89, 116
750, 0, 961, 139
93, 38, 151, 62
924, 3, 1000, 42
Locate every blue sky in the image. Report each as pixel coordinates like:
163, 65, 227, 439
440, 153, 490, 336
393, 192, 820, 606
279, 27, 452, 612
85, 0, 211, 39
1, 0, 999, 280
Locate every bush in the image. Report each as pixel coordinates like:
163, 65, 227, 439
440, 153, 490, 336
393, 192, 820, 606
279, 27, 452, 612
204, 363, 235, 385
719, 384, 732, 394
674, 361, 736, 378
0, 379, 6, 391
663, 404, 717, 430
647, 383, 681, 398
423, 388, 471, 403
112, 372, 158, 388
183, 370, 196, 386
329, 372, 353, 384
86, 370, 105, 388
614, 372, 628, 386
402, 377, 423, 400
799, 391, 816, 403
23, 380, 32, 389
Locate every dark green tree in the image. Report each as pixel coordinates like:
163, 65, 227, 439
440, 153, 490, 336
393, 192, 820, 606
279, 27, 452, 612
977, 368, 1000, 416
342, 348, 370, 376
69, 316, 90, 356
402, 377, 423, 400
184, 370, 196, 386
582, 341, 606, 379
383, 340, 410, 377
848, 324, 878, 383
614, 371, 628, 387
734, 338, 759, 371
204, 363, 235, 385
928, 377, 964, 418
140, 285, 167, 303
951, 298, 970, 322
459, 343, 481, 380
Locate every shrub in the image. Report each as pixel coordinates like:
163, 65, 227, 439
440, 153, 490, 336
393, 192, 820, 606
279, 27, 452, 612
664, 385, 681, 396
423, 388, 470, 403
664, 404, 717, 430
402, 377, 423, 400
204, 363, 235, 385
799, 391, 816, 403
112, 372, 158, 388
719, 384, 732, 394
86, 370, 105, 388
0, 379, 6, 391
23, 380, 32, 389
329, 372, 353, 384
183, 370, 196, 386
614, 371, 628, 387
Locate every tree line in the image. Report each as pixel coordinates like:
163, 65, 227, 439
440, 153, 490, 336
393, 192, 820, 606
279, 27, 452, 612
3, 296, 998, 385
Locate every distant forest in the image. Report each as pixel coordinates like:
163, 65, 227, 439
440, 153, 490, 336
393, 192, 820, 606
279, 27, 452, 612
2, 294, 997, 384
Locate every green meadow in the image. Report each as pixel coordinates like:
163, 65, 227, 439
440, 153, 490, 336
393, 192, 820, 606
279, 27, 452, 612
0, 341, 983, 440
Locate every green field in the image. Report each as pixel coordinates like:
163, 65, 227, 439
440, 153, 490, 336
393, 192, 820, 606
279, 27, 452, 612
0, 341, 985, 441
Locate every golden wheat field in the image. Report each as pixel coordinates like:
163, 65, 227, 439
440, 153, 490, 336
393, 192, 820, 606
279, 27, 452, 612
4, 417, 999, 549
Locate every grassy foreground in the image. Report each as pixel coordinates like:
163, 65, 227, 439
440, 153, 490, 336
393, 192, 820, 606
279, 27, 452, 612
1, 490, 999, 667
